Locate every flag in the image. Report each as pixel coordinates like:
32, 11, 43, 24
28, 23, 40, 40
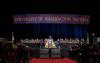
12, 32, 14, 43
87, 33, 89, 43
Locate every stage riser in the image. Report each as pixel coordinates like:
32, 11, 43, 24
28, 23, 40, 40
40, 55, 49, 58
31, 48, 69, 58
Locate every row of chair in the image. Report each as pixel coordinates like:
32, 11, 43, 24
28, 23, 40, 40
22, 43, 78, 48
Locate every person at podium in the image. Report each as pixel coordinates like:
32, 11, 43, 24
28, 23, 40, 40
45, 36, 56, 48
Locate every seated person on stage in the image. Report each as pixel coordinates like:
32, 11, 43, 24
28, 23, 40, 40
44, 36, 57, 48
40, 39, 44, 48
56, 39, 60, 48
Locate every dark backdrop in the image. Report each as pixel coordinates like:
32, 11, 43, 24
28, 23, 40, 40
13, 24, 88, 40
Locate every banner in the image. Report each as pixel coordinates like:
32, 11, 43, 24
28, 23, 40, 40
13, 14, 90, 24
